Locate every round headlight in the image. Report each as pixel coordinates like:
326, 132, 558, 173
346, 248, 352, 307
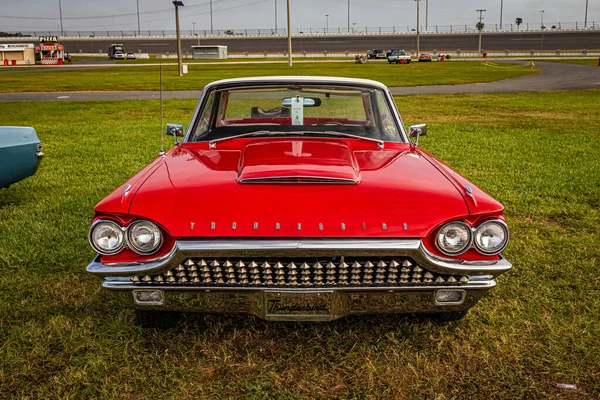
436, 222, 472, 256
474, 220, 509, 255
127, 220, 162, 255
89, 220, 125, 255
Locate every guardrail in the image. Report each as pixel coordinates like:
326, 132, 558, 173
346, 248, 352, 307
2, 21, 598, 39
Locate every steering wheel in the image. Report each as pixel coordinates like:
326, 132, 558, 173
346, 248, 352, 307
316, 121, 345, 126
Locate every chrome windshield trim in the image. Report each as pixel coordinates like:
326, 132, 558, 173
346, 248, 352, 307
87, 239, 511, 277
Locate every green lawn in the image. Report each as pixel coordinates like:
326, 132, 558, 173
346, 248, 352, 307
0, 61, 537, 93
1, 90, 599, 398
546, 58, 599, 66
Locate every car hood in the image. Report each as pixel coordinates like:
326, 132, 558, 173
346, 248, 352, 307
124, 139, 471, 238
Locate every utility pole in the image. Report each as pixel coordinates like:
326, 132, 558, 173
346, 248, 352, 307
210, 0, 213, 34
348, 0, 351, 33
325, 14, 329, 33
415, 0, 420, 56
287, 0, 292, 66
58, 0, 63, 35
540, 9, 544, 29
136, 0, 141, 35
585, 0, 589, 27
477, 9, 486, 55
425, 0, 428, 31
275, 0, 278, 32
500, 0, 503, 30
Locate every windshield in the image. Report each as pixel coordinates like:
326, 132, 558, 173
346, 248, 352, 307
189, 84, 402, 143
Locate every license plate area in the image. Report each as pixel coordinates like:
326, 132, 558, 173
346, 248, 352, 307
264, 290, 334, 321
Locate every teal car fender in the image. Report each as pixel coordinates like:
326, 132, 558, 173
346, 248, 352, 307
0, 127, 43, 189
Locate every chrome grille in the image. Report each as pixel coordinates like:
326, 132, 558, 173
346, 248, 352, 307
131, 257, 469, 287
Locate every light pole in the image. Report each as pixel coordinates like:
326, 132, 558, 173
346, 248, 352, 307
500, 0, 503, 30
325, 14, 329, 33
477, 9, 486, 55
585, 0, 589, 27
173, 1, 184, 77
415, 0, 420, 56
286, 0, 292, 66
193, 22, 196, 35
136, 0, 141, 35
210, 0, 213, 34
58, 0, 63, 35
348, 0, 350, 32
275, 0, 278, 33
540, 10, 544, 29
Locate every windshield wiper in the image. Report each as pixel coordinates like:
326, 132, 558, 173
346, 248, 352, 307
209, 131, 305, 148
311, 131, 384, 149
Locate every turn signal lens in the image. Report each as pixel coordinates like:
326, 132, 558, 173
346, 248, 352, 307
90, 220, 125, 255
474, 220, 509, 255
127, 220, 162, 255
436, 222, 472, 256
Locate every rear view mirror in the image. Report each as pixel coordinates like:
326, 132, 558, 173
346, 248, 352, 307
408, 123, 427, 146
281, 97, 322, 107
166, 123, 185, 144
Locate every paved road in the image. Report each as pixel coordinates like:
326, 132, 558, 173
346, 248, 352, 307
56, 31, 600, 54
0, 61, 598, 102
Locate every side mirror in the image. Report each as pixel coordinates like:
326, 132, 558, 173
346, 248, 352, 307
408, 123, 427, 146
166, 123, 185, 144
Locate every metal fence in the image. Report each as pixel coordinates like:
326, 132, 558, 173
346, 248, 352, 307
3, 21, 598, 39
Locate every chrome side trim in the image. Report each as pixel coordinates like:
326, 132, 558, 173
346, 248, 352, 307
86, 239, 511, 277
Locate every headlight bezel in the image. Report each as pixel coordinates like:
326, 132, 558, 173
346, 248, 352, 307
473, 219, 509, 255
89, 218, 164, 256
126, 220, 163, 255
435, 221, 473, 256
88, 219, 126, 256
435, 219, 509, 257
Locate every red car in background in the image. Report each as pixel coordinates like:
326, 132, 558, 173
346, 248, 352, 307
418, 53, 433, 62
86, 76, 511, 327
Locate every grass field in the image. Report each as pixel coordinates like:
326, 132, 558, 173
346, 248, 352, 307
1, 90, 599, 398
0, 61, 537, 93
549, 59, 599, 66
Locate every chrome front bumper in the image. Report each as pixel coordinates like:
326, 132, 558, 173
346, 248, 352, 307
88, 239, 510, 320
103, 277, 496, 321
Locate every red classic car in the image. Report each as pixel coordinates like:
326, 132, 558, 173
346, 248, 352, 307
86, 76, 511, 327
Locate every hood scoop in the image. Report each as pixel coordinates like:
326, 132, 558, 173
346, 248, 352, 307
238, 140, 360, 185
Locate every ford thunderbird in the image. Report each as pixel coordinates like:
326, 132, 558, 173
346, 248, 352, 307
86, 76, 511, 327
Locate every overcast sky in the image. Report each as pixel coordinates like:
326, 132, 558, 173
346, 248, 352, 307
1, 0, 597, 33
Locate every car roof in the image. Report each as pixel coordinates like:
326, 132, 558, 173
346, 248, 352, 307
205, 76, 389, 91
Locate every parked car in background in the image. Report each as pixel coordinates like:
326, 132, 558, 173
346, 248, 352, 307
388, 50, 412, 64
367, 49, 387, 59
86, 76, 512, 328
0, 127, 43, 189
126, 52, 136, 60
418, 53, 433, 62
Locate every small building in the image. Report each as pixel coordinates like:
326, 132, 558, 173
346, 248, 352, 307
192, 45, 227, 60
0, 43, 35, 65
35, 36, 65, 65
